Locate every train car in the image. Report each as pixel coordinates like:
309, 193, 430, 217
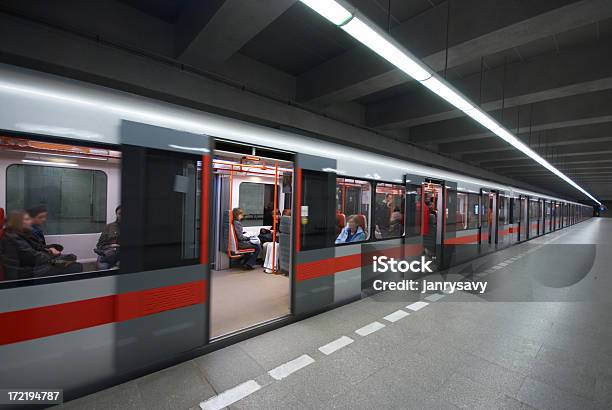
0, 63, 594, 400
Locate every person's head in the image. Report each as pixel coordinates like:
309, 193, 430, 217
6, 210, 32, 233
232, 208, 244, 221
385, 194, 393, 205
27, 205, 48, 226
115, 205, 122, 222
282, 209, 291, 216
347, 215, 363, 232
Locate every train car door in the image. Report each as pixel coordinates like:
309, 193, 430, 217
294, 154, 339, 315
497, 192, 510, 248
480, 189, 496, 252
120, 121, 211, 369
422, 180, 444, 264
519, 195, 528, 241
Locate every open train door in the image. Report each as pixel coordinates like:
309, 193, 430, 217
479, 188, 497, 253
119, 121, 211, 368
404, 174, 447, 270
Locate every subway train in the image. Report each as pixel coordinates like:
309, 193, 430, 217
0, 63, 593, 400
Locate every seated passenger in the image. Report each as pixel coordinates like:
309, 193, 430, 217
27, 205, 76, 262
233, 208, 261, 270
335, 214, 366, 244
27, 205, 63, 252
0, 210, 83, 278
95, 205, 121, 270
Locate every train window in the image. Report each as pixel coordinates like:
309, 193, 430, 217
6, 165, 107, 235
121, 147, 200, 272
238, 182, 277, 227
405, 185, 421, 238
335, 178, 371, 244
374, 183, 405, 239
1, 136, 121, 283
456, 192, 468, 231
300, 170, 335, 251
511, 197, 520, 224
467, 193, 479, 229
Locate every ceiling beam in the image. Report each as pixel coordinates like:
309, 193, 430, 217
466, 142, 612, 163
296, 0, 612, 106
487, 156, 612, 170
177, 0, 296, 66
407, 89, 612, 145
439, 123, 612, 155
366, 41, 612, 129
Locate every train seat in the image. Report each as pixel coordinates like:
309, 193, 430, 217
336, 212, 345, 234
356, 214, 368, 233
228, 222, 256, 259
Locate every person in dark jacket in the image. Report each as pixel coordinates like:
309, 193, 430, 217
233, 207, 261, 270
95, 205, 121, 269
27, 204, 77, 262
375, 193, 393, 238
27, 205, 61, 251
0, 210, 83, 279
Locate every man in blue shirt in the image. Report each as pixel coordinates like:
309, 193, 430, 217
27, 205, 49, 244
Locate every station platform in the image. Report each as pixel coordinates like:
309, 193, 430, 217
57, 218, 612, 410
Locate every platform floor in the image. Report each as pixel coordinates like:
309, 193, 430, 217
58, 218, 612, 409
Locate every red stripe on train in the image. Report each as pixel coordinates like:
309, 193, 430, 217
296, 244, 423, 281
0, 280, 206, 345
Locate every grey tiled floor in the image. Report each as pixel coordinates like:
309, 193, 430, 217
59, 218, 612, 409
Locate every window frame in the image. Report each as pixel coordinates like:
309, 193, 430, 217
334, 177, 373, 246
454, 191, 471, 232
0, 131, 120, 289
237, 180, 278, 227
373, 181, 406, 241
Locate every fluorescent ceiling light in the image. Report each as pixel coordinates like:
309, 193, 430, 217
300, 0, 352, 25
22, 159, 79, 167
299, 0, 601, 206
168, 144, 210, 153
341, 18, 431, 81
420, 77, 474, 112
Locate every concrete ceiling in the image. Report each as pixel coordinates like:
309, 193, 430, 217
0, 0, 611, 202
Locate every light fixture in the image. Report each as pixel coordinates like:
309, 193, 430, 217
168, 144, 210, 153
300, 0, 352, 25
341, 18, 432, 81
299, 0, 601, 206
22, 159, 79, 167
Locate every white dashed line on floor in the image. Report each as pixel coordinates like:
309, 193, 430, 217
268, 354, 315, 380
383, 310, 410, 323
406, 301, 429, 311
318, 336, 354, 355
200, 379, 261, 410
424, 293, 445, 302
355, 321, 386, 336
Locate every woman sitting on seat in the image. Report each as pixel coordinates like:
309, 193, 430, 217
0, 210, 83, 279
335, 214, 366, 244
233, 208, 261, 270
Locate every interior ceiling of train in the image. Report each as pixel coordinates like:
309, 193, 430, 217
1, 0, 611, 202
